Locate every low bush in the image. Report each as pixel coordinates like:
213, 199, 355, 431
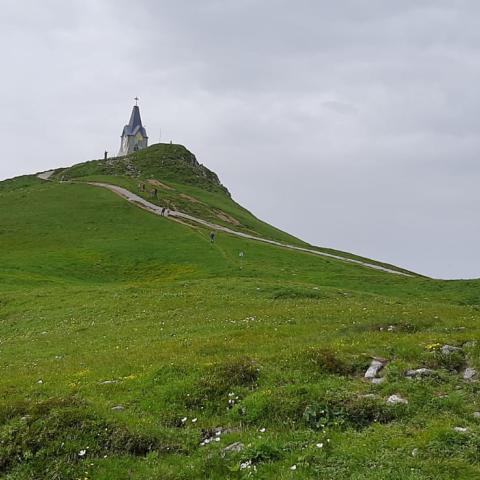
303, 396, 399, 430
232, 386, 402, 430
424, 350, 466, 373
0, 397, 183, 477
240, 443, 282, 464
185, 358, 259, 409
302, 347, 366, 376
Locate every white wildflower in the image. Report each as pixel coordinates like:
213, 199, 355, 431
240, 460, 252, 470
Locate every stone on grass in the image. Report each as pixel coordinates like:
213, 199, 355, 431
222, 442, 244, 455
405, 368, 435, 379
473, 412, 480, 419
463, 367, 477, 381
371, 377, 386, 385
386, 394, 408, 405
364, 359, 385, 380
111, 405, 125, 411
441, 345, 462, 355
454, 427, 468, 433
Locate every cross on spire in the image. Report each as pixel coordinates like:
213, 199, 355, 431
134, 96, 139, 106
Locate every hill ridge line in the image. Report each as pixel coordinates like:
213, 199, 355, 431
81, 180, 412, 277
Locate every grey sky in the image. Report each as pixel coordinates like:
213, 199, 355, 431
1, 0, 479, 279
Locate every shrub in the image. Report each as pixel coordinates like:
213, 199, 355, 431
303, 396, 399, 430
185, 358, 259, 408
0, 397, 182, 476
303, 347, 365, 376
240, 443, 282, 464
232, 386, 401, 430
424, 351, 465, 373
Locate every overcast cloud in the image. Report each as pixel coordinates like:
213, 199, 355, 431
1, 0, 479, 279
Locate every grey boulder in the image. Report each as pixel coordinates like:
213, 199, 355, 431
405, 368, 435, 379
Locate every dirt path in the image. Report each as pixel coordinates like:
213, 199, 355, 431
86, 182, 413, 277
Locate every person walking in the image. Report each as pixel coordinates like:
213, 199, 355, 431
210, 231, 216, 243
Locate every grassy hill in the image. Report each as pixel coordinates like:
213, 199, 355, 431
0, 146, 479, 479
46, 143, 415, 276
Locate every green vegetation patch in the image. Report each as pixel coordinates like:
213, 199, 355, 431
0, 397, 186, 478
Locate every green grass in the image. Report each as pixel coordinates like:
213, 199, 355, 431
0, 155, 480, 479
51, 143, 418, 274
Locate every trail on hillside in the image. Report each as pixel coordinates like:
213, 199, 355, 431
83, 181, 412, 277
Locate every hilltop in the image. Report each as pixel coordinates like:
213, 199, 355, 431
0, 145, 479, 479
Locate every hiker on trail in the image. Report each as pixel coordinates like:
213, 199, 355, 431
210, 231, 216, 243
160, 207, 166, 216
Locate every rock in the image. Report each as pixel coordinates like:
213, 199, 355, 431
454, 427, 468, 433
463, 367, 477, 381
100, 380, 118, 385
386, 394, 408, 405
371, 377, 386, 385
364, 359, 386, 380
411, 448, 418, 457
405, 368, 435, 379
441, 345, 462, 355
111, 405, 125, 411
222, 442, 244, 455
473, 412, 480, 419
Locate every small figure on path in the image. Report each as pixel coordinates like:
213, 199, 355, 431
210, 231, 216, 243
160, 207, 166, 216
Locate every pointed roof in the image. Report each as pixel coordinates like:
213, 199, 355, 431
121, 105, 148, 138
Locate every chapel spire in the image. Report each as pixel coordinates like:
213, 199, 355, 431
118, 99, 148, 156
